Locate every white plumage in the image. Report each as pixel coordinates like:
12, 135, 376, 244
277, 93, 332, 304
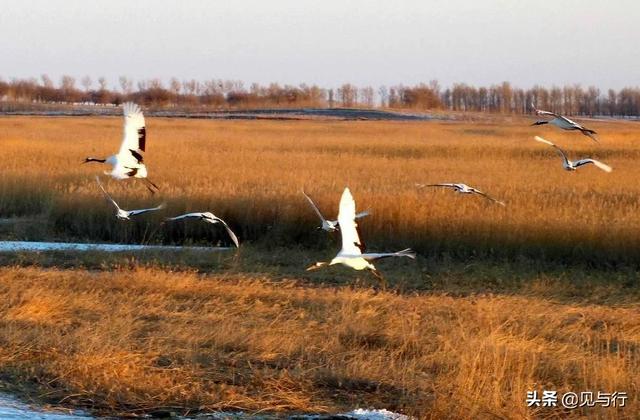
306, 188, 415, 278
416, 183, 505, 206
96, 176, 165, 220
84, 102, 158, 192
531, 103, 598, 143
302, 190, 370, 232
534, 136, 612, 172
164, 212, 240, 248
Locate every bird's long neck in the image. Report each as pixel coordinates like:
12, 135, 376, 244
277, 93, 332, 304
532, 120, 548, 126
85, 157, 106, 163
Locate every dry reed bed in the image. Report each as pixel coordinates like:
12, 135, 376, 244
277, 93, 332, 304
0, 266, 637, 418
0, 116, 638, 264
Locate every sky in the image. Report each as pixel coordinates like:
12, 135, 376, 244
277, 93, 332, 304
1, 0, 639, 90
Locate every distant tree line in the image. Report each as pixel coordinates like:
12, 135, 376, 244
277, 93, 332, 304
1, 75, 640, 116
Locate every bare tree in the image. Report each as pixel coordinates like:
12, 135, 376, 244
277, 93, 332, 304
169, 78, 181, 96
98, 77, 108, 91
119, 76, 133, 95
378, 86, 388, 107
60, 75, 79, 102
360, 86, 375, 107
81, 76, 92, 92
337, 83, 358, 107
41, 74, 53, 88
60, 75, 76, 91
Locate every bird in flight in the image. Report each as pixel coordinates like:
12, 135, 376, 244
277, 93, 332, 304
164, 212, 240, 248
95, 176, 165, 220
306, 187, 415, 283
533, 136, 612, 173
84, 102, 159, 193
416, 183, 505, 206
530, 103, 598, 143
302, 190, 370, 232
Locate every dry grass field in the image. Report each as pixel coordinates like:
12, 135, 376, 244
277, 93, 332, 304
0, 266, 638, 419
0, 115, 639, 418
0, 115, 639, 264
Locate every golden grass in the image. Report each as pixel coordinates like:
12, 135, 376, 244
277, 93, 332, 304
0, 116, 639, 418
0, 116, 639, 263
0, 266, 637, 418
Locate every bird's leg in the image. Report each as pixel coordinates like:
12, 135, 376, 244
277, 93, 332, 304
144, 183, 156, 195
370, 268, 387, 291
142, 178, 159, 194
146, 178, 160, 190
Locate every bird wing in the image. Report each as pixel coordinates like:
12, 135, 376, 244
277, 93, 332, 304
338, 188, 363, 255
355, 210, 371, 219
128, 203, 166, 217
416, 183, 458, 189
532, 104, 559, 117
472, 190, 506, 206
358, 249, 417, 261
302, 191, 327, 223
95, 176, 120, 210
165, 212, 204, 222
557, 115, 581, 127
119, 102, 146, 156
129, 149, 144, 164
573, 159, 612, 173
534, 136, 569, 165
213, 216, 240, 248
581, 129, 599, 143
533, 136, 555, 147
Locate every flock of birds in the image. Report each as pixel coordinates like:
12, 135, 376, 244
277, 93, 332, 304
85, 103, 241, 248
82, 102, 611, 280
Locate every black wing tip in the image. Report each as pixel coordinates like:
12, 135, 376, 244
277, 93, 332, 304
129, 149, 144, 164
137, 127, 146, 152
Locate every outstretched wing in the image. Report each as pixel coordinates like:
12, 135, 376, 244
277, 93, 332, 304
360, 249, 417, 261
534, 136, 570, 165
165, 212, 204, 222
533, 135, 555, 147
355, 210, 371, 219
581, 129, 599, 143
302, 191, 327, 223
338, 187, 363, 255
531, 103, 559, 117
119, 102, 146, 156
472, 190, 506, 206
95, 176, 120, 211
416, 183, 458, 189
213, 216, 240, 248
128, 203, 166, 217
557, 115, 580, 127
574, 159, 612, 173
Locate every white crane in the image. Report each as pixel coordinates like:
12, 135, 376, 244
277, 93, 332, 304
533, 136, 612, 172
416, 183, 505, 206
164, 212, 239, 248
84, 102, 159, 193
531, 103, 598, 143
302, 190, 370, 232
95, 176, 165, 220
306, 187, 415, 280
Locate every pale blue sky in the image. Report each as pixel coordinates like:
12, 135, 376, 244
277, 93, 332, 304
1, 0, 638, 89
